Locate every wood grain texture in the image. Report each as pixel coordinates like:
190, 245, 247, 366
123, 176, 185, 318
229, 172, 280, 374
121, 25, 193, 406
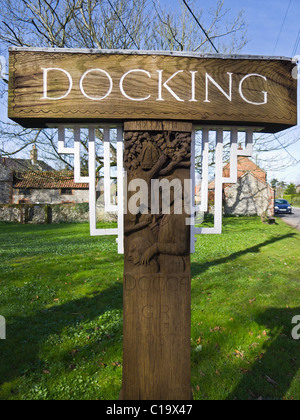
8, 50, 297, 132
124, 120, 193, 132
121, 122, 192, 400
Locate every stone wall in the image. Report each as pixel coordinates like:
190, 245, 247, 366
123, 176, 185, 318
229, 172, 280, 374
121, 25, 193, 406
0, 205, 23, 223
12, 188, 89, 205
0, 181, 12, 204
0, 203, 109, 224
0, 162, 12, 204
224, 173, 274, 217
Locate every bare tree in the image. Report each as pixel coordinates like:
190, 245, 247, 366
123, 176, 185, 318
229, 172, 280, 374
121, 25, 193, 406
0, 0, 251, 173
152, 0, 247, 53
253, 128, 300, 174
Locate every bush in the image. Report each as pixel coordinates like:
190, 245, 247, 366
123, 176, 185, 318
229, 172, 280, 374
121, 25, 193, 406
283, 194, 300, 206
292, 196, 300, 206
284, 183, 297, 195
283, 195, 292, 203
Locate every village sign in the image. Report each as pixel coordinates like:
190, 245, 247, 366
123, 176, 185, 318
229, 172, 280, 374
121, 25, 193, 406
8, 48, 297, 400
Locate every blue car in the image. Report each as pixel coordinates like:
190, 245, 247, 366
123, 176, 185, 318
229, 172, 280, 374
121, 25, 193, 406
275, 199, 292, 214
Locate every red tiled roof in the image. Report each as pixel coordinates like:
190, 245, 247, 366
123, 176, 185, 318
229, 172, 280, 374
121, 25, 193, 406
208, 157, 269, 192
13, 171, 89, 189
223, 156, 266, 184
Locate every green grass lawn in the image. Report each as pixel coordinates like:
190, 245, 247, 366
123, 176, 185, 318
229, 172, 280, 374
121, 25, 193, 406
0, 217, 299, 400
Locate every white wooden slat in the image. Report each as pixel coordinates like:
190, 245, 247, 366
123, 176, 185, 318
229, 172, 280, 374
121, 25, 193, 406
74, 126, 90, 183
57, 123, 254, 256
197, 128, 224, 235
192, 126, 255, 247
193, 128, 224, 236
88, 127, 97, 236
57, 125, 74, 154
88, 126, 118, 237
222, 128, 238, 184
103, 127, 118, 213
190, 128, 197, 253
238, 128, 253, 156
214, 128, 224, 234
199, 127, 209, 212
117, 126, 124, 254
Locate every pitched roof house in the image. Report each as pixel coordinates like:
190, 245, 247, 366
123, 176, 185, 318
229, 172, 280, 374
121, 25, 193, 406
0, 146, 54, 204
0, 146, 91, 205
12, 171, 89, 205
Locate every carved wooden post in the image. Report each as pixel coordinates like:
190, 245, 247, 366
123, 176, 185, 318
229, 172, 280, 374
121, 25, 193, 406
121, 121, 192, 400
8, 48, 298, 402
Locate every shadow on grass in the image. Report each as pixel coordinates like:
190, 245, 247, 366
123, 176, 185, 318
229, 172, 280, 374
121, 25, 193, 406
227, 307, 300, 400
191, 233, 296, 278
191, 231, 299, 400
0, 282, 123, 391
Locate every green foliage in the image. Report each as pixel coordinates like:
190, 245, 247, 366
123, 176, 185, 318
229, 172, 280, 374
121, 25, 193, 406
0, 219, 299, 400
284, 183, 297, 195
283, 195, 293, 203
270, 178, 279, 189
283, 194, 300, 206
292, 196, 300, 206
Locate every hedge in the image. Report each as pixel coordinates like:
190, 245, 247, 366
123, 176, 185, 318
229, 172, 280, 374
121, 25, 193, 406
283, 194, 300, 205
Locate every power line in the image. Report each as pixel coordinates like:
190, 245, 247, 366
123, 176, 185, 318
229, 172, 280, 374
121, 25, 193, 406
273, 0, 292, 55
106, 0, 139, 50
182, 0, 219, 54
291, 29, 300, 56
273, 133, 300, 164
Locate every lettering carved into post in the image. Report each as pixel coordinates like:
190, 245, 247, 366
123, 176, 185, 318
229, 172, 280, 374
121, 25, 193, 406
121, 121, 192, 400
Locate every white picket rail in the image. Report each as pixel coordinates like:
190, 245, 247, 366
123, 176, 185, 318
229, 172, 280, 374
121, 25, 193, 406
56, 125, 124, 254
56, 124, 256, 255
190, 126, 255, 253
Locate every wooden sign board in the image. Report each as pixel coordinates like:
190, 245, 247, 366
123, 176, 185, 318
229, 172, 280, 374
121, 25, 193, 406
8, 48, 297, 132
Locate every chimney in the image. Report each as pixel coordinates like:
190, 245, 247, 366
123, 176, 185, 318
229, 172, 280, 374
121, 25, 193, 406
30, 145, 38, 165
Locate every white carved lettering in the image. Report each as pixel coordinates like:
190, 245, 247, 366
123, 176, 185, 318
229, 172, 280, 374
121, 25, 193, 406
120, 69, 151, 101
41, 67, 73, 100
239, 73, 268, 105
189, 71, 198, 102
79, 68, 113, 101
204, 72, 233, 103
41, 67, 268, 106
157, 70, 185, 102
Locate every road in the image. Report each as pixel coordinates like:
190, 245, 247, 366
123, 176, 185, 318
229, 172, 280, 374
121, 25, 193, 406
276, 207, 300, 231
